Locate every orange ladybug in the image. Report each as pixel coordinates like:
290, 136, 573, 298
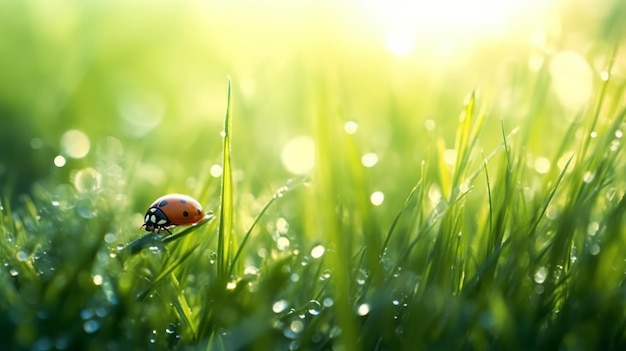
141, 194, 204, 234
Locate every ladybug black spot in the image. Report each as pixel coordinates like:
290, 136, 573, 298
183, 210, 189, 217
180, 199, 187, 204
197, 209, 202, 215
158, 200, 169, 207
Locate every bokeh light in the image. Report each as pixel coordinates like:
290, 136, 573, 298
549, 51, 594, 108
281, 136, 315, 175
61, 130, 90, 159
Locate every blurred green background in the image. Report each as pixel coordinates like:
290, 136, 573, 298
1, 0, 623, 208
1, 1, 626, 349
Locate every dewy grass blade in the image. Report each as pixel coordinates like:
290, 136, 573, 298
380, 178, 423, 257
217, 78, 234, 283
170, 272, 198, 338
228, 177, 308, 277
116, 213, 214, 262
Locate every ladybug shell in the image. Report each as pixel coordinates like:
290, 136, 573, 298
143, 194, 204, 232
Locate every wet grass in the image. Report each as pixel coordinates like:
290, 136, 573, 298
2, 61, 626, 349
1, 3, 626, 350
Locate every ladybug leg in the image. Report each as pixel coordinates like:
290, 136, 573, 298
158, 226, 173, 235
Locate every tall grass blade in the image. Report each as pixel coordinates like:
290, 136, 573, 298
217, 78, 234, 283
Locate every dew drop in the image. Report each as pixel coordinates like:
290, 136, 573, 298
165, 323, 176, 334
290, 320, 304, 334
534, 266, 547, 284
357, 303, 370, 316
208, 250, 217, 264
276, 236, 290, 251
306, 300, 322, 316
323, 297, 334, 308
320, 270, 331, 281
9, 268, 18, 277
310, 244, 325, 259
589, 244, 600, 255
272, 299, 289, 313
356, 269, 368, 285
243, 266, 258, 276
16, 251, 28, 262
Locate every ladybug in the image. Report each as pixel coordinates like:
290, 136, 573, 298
141, 194, 204, 234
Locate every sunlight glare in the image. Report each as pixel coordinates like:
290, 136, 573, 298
361, 0, 549, 56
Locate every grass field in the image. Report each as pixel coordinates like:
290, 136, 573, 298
1, 1, 626, 350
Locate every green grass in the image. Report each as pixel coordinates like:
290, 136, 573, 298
1, 1, 626, 350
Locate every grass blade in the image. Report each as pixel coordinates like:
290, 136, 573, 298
217, 78, 234, 283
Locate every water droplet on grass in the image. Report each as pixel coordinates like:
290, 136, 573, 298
356, 269, 368, 285
16, 251, 28, 261
311, 244, 325, 259
290, 320, 304, 333
319, 271, 331, 281
306, 300, 322, 316
273, 299, 289, 313
323, 297, 334, 308
357, 303, 370, 316
165, 323, 177, 334
9, 268, 18, 277
277, 236, 290, 251
534, 266, 547, 284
